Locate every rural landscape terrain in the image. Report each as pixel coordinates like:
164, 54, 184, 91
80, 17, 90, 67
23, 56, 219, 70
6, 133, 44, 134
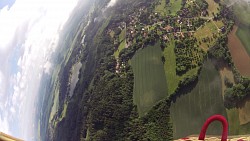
37, 0, 250, 140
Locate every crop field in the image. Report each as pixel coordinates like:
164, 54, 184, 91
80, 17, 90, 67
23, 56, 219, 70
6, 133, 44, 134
170, 60, 227, 139
155, 0, 182, 16
236, 25, 250, 55
131, 43, 168, 116
228, 26, 250, 77
227, 106, 250, 135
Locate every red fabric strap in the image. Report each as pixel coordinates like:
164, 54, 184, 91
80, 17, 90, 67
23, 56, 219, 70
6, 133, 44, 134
198, 115, 228, 141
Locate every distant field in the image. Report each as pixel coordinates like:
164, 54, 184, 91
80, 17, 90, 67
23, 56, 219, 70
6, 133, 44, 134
232, 1, 250, 26
131, 43, 168, 116
170, 60, 227, 139
155, 0, 182, 16
236, 24, 250, 55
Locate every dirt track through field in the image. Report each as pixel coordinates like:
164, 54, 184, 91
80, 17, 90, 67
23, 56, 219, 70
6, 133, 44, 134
228, 26, 250, 77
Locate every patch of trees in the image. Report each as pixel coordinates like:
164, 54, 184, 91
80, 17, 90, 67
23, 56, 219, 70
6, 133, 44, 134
224, 78, 250, 109
127, 99, 173, 141
208, 36, 231, 63
214, 5, 234, 21
175, 38, 204, 75
195, 0, 208, 11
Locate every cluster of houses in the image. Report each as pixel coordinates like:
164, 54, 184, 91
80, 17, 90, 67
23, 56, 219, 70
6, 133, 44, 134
106, 0, 226, 73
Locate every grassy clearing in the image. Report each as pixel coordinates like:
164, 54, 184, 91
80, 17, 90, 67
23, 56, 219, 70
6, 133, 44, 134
236, 24, 250, 55
114, 40, 126, 58
119, 28, 126, 42
194, 21, 218, 49
170, 60, 227, 139
131, 43, 168, 116
49, 82, 59, 123
214, 20, 224, 29
163, 40, 179, 94
163, 40, 200, 94
155, 0, 182, 16
114, 29, 126, 58
205, 0, 219, 16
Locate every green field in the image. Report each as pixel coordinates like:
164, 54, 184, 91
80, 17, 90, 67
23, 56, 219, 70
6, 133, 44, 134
114, 29, 126, 58
170, 60, 227, 139
155, 0, 182, 16
131, 43, 168, 116
163, 40, 200, 95
163, 41, 179, 94
236, 24, 250, 55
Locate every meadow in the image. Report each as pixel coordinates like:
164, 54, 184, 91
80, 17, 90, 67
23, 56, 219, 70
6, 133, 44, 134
114, 29, 126, 58
131, 43, 168, 116
205, 0, 219, 16
155, 0, 182, 16
170, 60, 227, 139
163, 40, 179, 94
194, 21, 219, 50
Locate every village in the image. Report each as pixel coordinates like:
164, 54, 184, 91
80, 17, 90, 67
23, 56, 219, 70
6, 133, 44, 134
107, 0, 227, 74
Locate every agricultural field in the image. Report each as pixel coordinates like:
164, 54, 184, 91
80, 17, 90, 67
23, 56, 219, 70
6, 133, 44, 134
228, 26, 250, 77
236, 24, 250, 55
131, 43, 168, 116
227, 105, 250, 135
219, 65, 235, 96
155, 0, 182, 16
170, 60, 227, 139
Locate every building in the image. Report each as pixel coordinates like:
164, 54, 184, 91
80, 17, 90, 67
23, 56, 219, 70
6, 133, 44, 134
0, 132, 23, 141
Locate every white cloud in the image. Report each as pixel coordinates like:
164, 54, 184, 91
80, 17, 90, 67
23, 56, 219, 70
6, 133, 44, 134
0, 0, 80, 140
0, 117, 9, 134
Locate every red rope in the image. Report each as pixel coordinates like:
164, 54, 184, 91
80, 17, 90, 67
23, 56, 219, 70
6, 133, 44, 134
198, 115, 228, 141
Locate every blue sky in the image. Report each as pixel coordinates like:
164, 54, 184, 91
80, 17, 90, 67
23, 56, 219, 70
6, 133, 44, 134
0, 0, 16, 9
0, 0, 80, 140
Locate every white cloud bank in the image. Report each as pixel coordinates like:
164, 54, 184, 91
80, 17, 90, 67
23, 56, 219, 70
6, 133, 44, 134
0, 0, 79, 140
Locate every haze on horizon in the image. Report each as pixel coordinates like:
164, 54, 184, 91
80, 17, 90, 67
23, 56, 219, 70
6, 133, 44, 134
0, 0, 80, 140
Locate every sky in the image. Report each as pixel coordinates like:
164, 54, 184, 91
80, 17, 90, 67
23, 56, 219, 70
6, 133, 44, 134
0, 0, 79, 140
